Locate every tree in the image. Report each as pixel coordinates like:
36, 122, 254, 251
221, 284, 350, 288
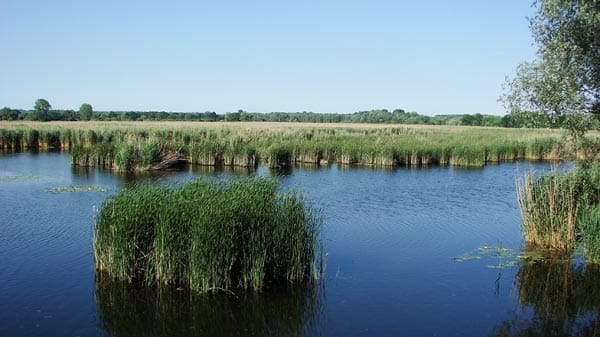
78, 103, 93, 121
33, 98, 51, 121
501, 0, 600, 137
0, 107, 21, 120
238, 109, 250, 121
224, 111, 241, 121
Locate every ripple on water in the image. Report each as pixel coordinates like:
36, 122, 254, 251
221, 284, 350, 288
1, 154, 562, 337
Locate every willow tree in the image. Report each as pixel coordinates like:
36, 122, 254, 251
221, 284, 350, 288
501, 0, 600, 138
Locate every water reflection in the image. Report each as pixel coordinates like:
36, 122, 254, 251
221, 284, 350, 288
71, 164, 96, 179
490, 256, 600, 337
95, 272, 324, 337
107, 165, 260, 187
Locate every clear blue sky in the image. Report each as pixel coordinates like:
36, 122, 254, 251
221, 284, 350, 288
0, 0, 536, 115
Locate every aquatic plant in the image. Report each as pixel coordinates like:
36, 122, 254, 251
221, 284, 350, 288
517, 164, 600, 261
46, 185, 109, 193
517, 170, 582, 251
93, 177, 322, 292
0, 121, 575, 171
578, 206, 600, 264
453, 244, 542, 269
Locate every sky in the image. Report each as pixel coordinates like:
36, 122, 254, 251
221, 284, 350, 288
0, 1, 537, 115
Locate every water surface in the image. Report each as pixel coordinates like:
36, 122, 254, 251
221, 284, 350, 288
0, 153, 596, 336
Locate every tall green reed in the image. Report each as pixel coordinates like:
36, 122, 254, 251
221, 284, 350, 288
518, 165, 600, 261
94, 177, 322, 292
0, 122, 572, 170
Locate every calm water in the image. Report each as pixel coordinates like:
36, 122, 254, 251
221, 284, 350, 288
1, 153, 598, 337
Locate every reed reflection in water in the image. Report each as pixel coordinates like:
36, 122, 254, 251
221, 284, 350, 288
490, 254, 600, 337
95, 272, 324, 337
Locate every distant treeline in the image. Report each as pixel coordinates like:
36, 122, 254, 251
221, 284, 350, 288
0, 101, 585, 129
0, 107, 219, 122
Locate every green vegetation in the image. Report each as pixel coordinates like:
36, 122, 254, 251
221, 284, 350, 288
518, 171, 582, 251
518, 164, 600, 262
94, 177, 322, 292
0, 122, 572, 172
504, 0, 600, 266
453, 244, 519, 269
4, 99, 595, 129
502, 0, 600, 137
32, 98, 51, 122
78, 103, 93, 121
579, 206, 600, 265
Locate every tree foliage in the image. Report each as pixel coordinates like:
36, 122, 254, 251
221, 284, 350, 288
501, 0, 600, 135
0, 107, 22, 121
33, 98, 51, 121
78, 103, 93, 121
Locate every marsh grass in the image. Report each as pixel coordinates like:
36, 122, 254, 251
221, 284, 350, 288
517, 171, 582, 251
0, 121, 575, 171
94, 177, 322, 292
518, 164, 600, 261
579, 206, 600, 264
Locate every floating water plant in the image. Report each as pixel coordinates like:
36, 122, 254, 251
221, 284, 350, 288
453, 244, 558, 269
47, 185, 109, 193
93, 177, 322, 292
454, 244, 520, 269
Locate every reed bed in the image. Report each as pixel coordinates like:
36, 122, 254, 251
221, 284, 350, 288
517, 171, 582, 251
94, 177, 322, 292
518, 164, 600, 261
579, 206, 600, 264
0, 121, 572, 172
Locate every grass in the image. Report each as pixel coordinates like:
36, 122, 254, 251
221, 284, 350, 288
93, 177, 322, 292
0, 121, 578, 172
